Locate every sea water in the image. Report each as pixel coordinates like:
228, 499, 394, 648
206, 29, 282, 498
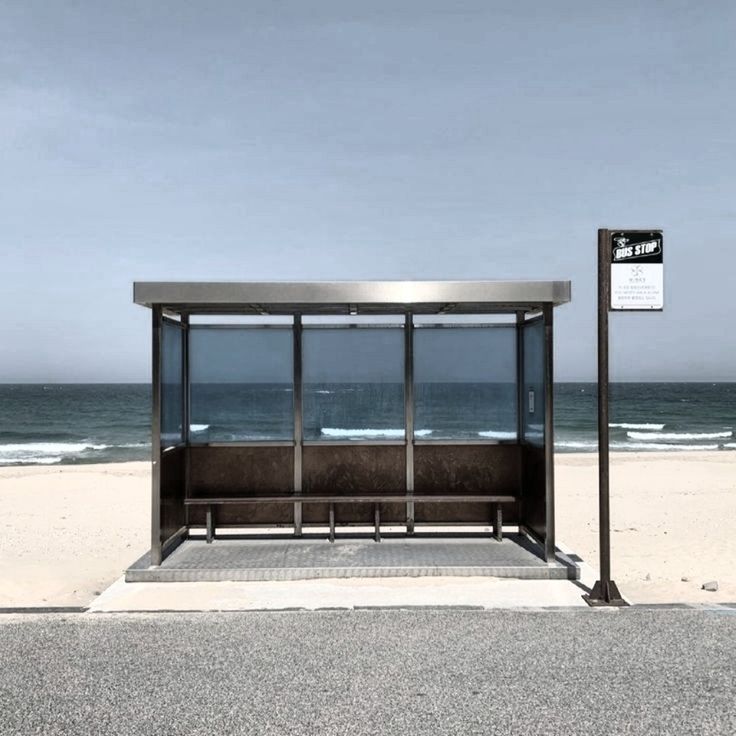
0, 383, 734, 465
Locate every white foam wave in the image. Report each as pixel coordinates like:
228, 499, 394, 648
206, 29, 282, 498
616, 443, 719, 451
190, 424, 210, 432
477, 431, 517, 440
557, 440, 724, 452
723, 443, 736, 449
609, 423, 665, 430
0, 442, 108, 455
627, 431, 732, 441
1, 456, 62, 465
320, 428, 433, 439
0, 441, 111, 466
321, 428, 403, 438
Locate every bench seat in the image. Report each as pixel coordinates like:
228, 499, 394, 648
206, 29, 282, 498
185, 492, 517, 543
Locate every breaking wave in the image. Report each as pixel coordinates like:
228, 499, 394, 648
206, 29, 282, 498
609, 423, 665, 430
627, 431, 732, 441
557, 441, 598, 450
557, 439, 729, 452
0, 441, 110, 465
477, 431, 517, 440
617, 443, 720, 451
320, 428, 433, 439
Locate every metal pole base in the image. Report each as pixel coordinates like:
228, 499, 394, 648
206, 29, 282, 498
583, 579, 629, 607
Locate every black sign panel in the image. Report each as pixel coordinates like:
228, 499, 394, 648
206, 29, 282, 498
610, 231, 663, 264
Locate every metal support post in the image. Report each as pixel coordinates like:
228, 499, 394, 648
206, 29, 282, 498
516, 310, 525, 533
543, 303, 555, 562
404, 313, 415, 534
150, 305, 163, 566
584, 229, 628, 606
374, 504, 381, 542
293, 315, 303, 537
182, 314, 190, 530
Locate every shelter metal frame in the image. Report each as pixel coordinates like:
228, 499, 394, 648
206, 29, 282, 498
136, 281, 570, 566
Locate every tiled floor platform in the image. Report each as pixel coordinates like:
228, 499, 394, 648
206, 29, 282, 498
126, 533, 578, 583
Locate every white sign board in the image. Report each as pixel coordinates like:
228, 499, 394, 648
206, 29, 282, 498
609, 232, 663, 311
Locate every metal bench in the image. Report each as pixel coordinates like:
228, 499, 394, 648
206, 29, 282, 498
184, 493, 517, 544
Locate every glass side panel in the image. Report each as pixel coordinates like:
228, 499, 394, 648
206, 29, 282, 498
414, 326, 517, 440
189, 328, 293, 441
303, 328, 404, 441
522, 319, 545, 447
161, 322, 183, 448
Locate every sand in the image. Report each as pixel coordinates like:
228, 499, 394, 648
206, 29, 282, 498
1, 453, 734, 607
0, 462, 149, 607
556, 451, 736, 603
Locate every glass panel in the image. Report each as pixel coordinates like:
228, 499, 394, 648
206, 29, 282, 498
522, 319, 545, 447
189, 328, 293, 441
414, 327, 517, 440
303, 328, 404, 441
161, 322, 183, 447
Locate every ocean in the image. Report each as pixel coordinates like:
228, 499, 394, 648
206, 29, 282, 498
0, 383, 734, 466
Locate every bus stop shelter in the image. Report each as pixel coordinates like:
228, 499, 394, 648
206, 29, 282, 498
127, 280, 574, 582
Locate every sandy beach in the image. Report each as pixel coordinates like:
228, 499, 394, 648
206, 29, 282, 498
555, 451, 736, 603
1, 452, 734, 607
0, 463, 150, 607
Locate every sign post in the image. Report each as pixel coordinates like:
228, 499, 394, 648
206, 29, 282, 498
584, 228, 663, 607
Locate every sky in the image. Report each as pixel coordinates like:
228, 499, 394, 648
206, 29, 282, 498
2, 1, 735, 382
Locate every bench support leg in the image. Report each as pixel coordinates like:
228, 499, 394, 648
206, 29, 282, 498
294, 501, 302, 538
374, 504, 381, 543
406, 499, 414, 535
328, 503, 335, 543
492, 504, 503, 542
206, 505, 215, 544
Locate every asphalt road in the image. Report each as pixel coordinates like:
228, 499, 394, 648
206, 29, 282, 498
1, 608, 735, 735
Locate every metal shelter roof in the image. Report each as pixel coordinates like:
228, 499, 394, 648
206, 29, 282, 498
133, 280, 571, 315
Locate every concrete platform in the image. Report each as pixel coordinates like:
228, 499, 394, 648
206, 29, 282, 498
90, 576, 588, 611
126, 533, 577, 583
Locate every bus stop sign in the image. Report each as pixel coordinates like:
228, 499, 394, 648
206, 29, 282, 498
586, 228, 664, 607
610, 230, 663, 311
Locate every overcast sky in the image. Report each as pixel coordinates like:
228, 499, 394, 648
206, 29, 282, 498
2, 1, 735, 382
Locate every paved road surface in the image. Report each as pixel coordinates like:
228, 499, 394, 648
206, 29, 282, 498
1, 608, 735, 735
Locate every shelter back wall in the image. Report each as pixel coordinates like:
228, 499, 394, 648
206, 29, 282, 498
188, 445, 294, 525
